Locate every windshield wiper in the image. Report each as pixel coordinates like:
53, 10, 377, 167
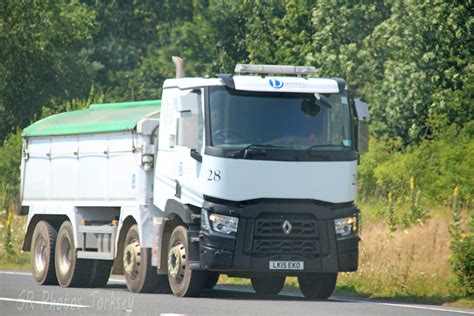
226, 144, 290, 159
297, 144, 339, 159
305, 144, 336, 151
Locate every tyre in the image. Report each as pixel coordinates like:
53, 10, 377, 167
31, 221, 58, 285
123, 224, 170, 293
251, 276, 285, 295
88, 259, 113, 288
298, 273, 337, 299
204, 272, 220, 289
167, 225, 206, 297
55, 221, 92, 287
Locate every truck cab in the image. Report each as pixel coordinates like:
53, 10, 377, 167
153, 63, 368, 297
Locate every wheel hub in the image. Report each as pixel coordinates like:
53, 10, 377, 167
123, 240, 141, 277
168, 242, 186, 280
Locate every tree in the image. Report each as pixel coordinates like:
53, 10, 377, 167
358, 0, 472, 143
0, 0, 98, 142
124, 0, 252, 100
81, 0, 194, 99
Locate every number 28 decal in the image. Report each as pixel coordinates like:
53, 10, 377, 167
207, 170, 221, 181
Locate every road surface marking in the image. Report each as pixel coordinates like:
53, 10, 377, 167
0, 297, 90, 308
215, 286, 474, 315
0, 271, 125, 283
0, 271, 30, 276
1, 271, 473, 315
332, 297, 474, 315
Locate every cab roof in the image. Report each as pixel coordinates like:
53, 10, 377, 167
163, 76, 343, 94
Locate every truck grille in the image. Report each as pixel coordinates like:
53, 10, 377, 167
251, 217, 321, 256
253, 239, 320, 254
255, 218, 319, 238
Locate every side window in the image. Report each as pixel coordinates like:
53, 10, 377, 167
176, 89, 203, 150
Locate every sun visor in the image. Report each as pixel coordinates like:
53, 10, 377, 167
232, 76, 340, 94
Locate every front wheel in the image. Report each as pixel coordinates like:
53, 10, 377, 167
123, 224, 170, 293
167, 225, 206, 297
298, 273, 337, 299
251, 276, 286, 295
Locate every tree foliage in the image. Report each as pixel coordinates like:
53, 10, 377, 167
0, 0, 471, 144
0, 0, 97, 141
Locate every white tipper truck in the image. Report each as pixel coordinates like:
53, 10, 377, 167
19, 58, 369, 298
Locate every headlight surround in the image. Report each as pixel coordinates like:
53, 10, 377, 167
201, 209, 239, 235
334, 215, 358, 238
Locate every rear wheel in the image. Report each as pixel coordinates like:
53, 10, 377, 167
55, 221, 92, 287
31, 221, 58, 285
123, 224, 170, 293
251, 276, 286, 295
298, 273, 337, 299
167, 225, 205, 297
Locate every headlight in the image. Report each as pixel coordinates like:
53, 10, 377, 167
201, 209, 239, 235
209, 213, 239, 235
334, 215, 358, 238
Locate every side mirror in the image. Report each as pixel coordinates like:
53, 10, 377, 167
354, 98, 369, 154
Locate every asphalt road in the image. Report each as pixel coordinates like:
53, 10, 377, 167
1, 271, 473, 316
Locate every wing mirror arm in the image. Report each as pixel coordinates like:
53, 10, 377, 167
190, 149, 202, 162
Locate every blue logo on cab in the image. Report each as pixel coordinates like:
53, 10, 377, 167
268, 79, 283, 89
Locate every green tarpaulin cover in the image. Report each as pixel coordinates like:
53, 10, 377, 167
23, 100, 161, 137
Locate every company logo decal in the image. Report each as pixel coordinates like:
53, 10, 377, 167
282, 220, 293, 235
268, 79, 284, 89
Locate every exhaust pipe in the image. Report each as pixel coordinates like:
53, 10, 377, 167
172, 56, 185, 78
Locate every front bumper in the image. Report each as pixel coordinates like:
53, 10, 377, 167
199, 199, 359, 275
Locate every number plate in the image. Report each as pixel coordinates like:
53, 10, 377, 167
269, 261, 304, 270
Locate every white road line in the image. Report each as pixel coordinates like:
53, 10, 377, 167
1, 271, 473, 315
0, 297, 90, 308
0, 271, 127, 284
0, 271, 31, 276
216, 287, 474, 315
332, 297, 474, 315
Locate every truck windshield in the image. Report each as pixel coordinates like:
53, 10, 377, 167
209, 87, 352, 150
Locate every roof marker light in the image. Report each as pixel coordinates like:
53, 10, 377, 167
235, 64, 316, 76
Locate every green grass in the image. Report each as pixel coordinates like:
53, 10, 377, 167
0, 211, 30, 271
0, 257, 30, 271
445, 297, 474, 309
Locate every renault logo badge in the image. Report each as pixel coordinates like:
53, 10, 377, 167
282, 220, 292, 235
